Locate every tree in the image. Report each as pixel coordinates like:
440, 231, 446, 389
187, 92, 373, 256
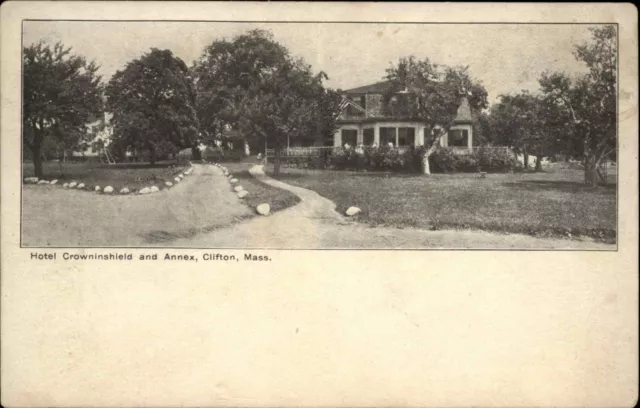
384, 57, 488, 174
539, 26, 616, 186
193, 30, 341, 175
23, 42, 103, 178
106, 48, 199, 165
490, 91, 561, 171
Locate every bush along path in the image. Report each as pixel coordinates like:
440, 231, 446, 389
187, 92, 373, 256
23, 162, 194, 196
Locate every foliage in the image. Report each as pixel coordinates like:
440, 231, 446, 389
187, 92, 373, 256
193, 30, 341, 175
489, 91, 563, 170
281, 146, 426, 173
201, 146, 245, 162
23, 42, 104, 178
539, 25, 616, 186
383, 56, 488, 173
429, 148, 519, 173
106, 48, 199, 164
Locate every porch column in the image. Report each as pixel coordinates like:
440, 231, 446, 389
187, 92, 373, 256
418, 126, 425, 146
334, 129, 341, 147
467, 124, 473, 150
357, 126, 363, 145
374, 124, 380, 145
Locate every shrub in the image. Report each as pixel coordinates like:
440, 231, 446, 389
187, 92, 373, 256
430, 147, 517, 173
477, 147, 520, 172
201, 147, 246, 162
430, 148, 459, 173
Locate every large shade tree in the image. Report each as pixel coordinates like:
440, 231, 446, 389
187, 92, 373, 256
539, 25, 616, 186
106, 48, 199, 164
193, 29, 341, 175
383, 57, 488, 174
490, 91, 565, 171
23, 42, 103, 178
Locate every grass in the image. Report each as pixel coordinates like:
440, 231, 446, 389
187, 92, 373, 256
22, 159, 302, 247
268, 163, 617, 243
23, 160, 188, 192
219, 161, 301, 213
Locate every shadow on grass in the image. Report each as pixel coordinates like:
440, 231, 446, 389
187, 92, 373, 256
142, 215, 254, 244
502, 180, 616, 194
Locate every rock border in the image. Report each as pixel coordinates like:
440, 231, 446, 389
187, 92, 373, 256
23, 161, 194, 197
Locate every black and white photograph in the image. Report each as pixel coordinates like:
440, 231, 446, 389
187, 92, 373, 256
2, 3, 638, 408
20, 20, 619, 249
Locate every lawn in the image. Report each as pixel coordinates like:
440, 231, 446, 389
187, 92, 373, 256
23, 160, 188, 192
268, 163, 617, 243
219, 161, 301, 213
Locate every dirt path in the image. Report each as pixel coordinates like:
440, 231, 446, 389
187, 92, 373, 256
175, 166, 614, 250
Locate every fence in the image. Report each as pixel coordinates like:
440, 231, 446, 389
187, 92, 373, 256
266, 145, 513, 158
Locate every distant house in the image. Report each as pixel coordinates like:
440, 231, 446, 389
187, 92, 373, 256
333, 81, 474, 150
73, 112, 113, 159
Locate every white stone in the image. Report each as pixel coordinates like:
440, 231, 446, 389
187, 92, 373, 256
63, 183, 69, 188
237, 190, 248, 199
77, 183, 85, 189
345, 206, 362, 216
103, 186, 114, 194
234, 185, 244, 192
150, 186, 159, 193
38, 180, 48, 184
174, 177, 181, 183
165, 181, 173, 187
95, 186, 101, 192
230, 178, 238, 184
68, 181, 77, 188
256, 203, 270, 216
119, 187, 130, 194
139, 187, 151, 195
50, 179, 58, 185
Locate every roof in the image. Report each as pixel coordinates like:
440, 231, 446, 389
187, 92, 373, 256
343, 81, 392, 94
454, 97, 473, 123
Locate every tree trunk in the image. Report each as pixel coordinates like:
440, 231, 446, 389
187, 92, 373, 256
191, 146, 202, 161
149, 148, 156, 165
584, 156, 598, 187
31, 144, 44, 179
534, 156, 542, 172
422, 145, 438, 175
523, 152, 529, 169
422, 130, 444, 175
273, 145, 282, 177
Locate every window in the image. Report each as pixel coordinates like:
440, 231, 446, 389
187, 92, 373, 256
363, 128, 374, 145
380, 127, 397, 146
398, 127, 416, 146
341, 129, 358, 146
324, 133, 334, 147
449, 129, 469, 147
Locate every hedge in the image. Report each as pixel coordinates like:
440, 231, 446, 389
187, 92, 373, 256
277, 146, 519, 173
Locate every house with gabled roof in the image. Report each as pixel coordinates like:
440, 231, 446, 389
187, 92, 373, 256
332, 80, 474, 150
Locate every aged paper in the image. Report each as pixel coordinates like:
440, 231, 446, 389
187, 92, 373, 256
1, 2, 638, 406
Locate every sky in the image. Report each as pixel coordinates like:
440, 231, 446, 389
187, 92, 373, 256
23, 21, 599, 103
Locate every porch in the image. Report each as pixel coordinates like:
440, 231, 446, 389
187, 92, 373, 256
333, 122, 474, 150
